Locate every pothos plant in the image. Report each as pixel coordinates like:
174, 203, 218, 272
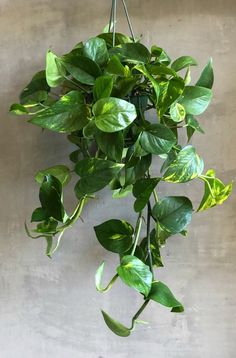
10, 30, 232, 337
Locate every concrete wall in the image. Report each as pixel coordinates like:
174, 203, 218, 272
1, 1, 236, 357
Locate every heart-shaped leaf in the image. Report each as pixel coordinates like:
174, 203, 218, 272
94, 219, 134, 253
140, 124, 176, 155
29, 91, 89, 133
148, 281, 184, 312
179, 86, 212, 115
117, 255, 152, 297
93, 75, 113, 101
152, 196, 193, 234
133, 178, 160, 212
93, 97, 137, 132
83, 37, 109, 65
163, 145, 204, 183
46, 50, 66, 88
75, 158, 123, 197
39, 175, 66, 222
20, 70, 50, 105
198, 169, 233, 211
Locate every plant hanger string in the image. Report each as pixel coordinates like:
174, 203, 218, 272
108, 0, 135, 45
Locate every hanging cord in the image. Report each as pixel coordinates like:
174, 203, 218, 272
108, 0, 135, 45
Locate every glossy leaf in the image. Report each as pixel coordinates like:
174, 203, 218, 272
125, 154, 152, 186
46, 50, 66, 87
133, 178, 160, 212
20, 70, 49, 105
163, 145, 204, 183
151, 46, 171, 65
35, 165, 71, 186
171, 56, 197, 72
170, 103, 186, 123
39, 175, 65, 222
95, 130, 124, 162
98, 32, 132, 47
152, 196, 193, 234
83, 37, 109, 65
179, 86, 212, 115
158, 78, 185, 117
106, 55, 127, 76
93, 97, 137, 132
75, 158, 123, 197
29, 91, 89, 133
186, 115, 204, 141
94, 219, 134, 253
135, 64, 160, 104
140, 124, 176, 155
109, 43, 151, 64
60, 54, 101, 85
117, 255, 152, 297
31, 207, 47, 222
101, 310, 131, 337
148, 281, 184, 312
196, 58, 214, 89
93, 76, 113, 101
198, 169, 233, 211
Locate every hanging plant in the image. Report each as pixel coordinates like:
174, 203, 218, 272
10, 1, 232, 337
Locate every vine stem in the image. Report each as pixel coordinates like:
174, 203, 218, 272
131, 211, 143, 256
99, 273, 119, 293
147, 201, 154, 276
130, 299, 150, 330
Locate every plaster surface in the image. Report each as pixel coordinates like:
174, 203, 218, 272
0, 1, 236, 357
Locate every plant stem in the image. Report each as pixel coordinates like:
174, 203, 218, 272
99, 273, 119, 293
153, 189, 159, 203
130, 299, 150, 330
131, 211, 143, 255
147, 201, 154, 276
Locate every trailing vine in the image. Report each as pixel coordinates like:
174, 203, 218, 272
10, 27, 232, 336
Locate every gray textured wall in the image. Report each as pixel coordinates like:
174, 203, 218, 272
1, 1, 236, 357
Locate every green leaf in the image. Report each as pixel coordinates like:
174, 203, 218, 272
19, 70, 50, 105
93, 76, 113, 101
75, 158, 123, 197
60, 54, 101, 85
198, 169, 233, 212
125, 154, 152, 186
117, 255, 152, 297
109, 43, 151, 64
39, 175, 65, 222
179, 86, 212, 115
151, 46, 171, 65
35, 165, 71, 186
170, 103, 186, 123
93, 97, 137, 133
98, 32, 132, 47
95, 130, 124, 162
101, 310, 131, 337
29, 91, 89, 133
147, 64, 177, 77
112, 185, 133, 199
33, 217, 58, 234
163, 145, 204, 183
133, 178, 160, 212
186, 115, 204, 141
112, 77, 138, 98
148, 281, 184, 312
31, 207, 47, 222
94, 219, 134, 253
196, 58, 214, 89
106, 55, 126, 76
152, 196, 193, 234
171, 56, 197, 72
9, 103, 28, 115
46, 50, 66, 88
158, 78, 185, 117
134, 64, 160, 104
140, 124, 176, 155
83, 37, 109, 65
